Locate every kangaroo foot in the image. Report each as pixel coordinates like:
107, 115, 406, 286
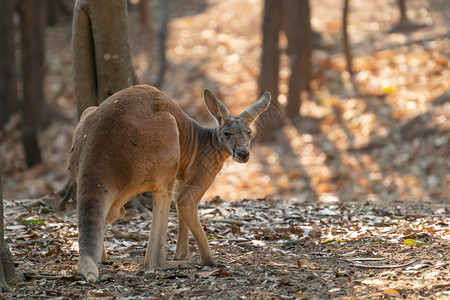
78, 255, 99, 283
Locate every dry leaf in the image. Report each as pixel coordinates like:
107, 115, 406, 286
384, 289, 401, 297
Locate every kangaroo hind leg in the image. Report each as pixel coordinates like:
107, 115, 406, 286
144, 190, 172, 269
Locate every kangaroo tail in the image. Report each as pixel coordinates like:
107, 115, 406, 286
77, 194, 108, 283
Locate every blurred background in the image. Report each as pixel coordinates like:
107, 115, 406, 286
0, 0, 449, 205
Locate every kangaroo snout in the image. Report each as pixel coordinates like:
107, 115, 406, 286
233, 148, 250, 163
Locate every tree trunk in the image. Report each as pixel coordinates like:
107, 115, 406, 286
60, 0, 140, 208
397, 0, 407, 23
259, 0, 281, 106
138, 0, 150, 27
390, 0, 423, 33
19, 0, 46, 168
257, 0, 284, 135
0, 153, 15, 293
0, 0, 18, 127
47, 0, 73, 26
284, 0, 312, 118
342, 0, 358, 93
72, 0, 139, 119
342, 0, 352, 76
153, 0, 168, 89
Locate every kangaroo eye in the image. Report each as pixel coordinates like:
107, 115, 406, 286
223, 131, 232, 137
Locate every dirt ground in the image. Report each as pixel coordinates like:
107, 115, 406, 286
1, 0, 449, 299
3, 197, 450, 299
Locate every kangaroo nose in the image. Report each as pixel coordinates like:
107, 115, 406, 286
236, 149, 250, 160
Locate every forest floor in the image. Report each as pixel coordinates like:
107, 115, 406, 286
1, 0, 449, 299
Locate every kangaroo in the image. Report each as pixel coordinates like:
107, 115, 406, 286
69, 85, 271, 283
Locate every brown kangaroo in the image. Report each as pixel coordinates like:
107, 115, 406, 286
69, 85, 271, 283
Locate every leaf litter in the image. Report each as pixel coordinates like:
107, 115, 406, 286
1, 196, 449, 299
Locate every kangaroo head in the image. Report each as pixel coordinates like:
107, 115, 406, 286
204, 89, 271, 163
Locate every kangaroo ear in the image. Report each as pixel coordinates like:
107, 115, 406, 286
239, 92, 271, 125
204, 89, 231, 126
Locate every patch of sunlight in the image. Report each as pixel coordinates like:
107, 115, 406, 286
70, 241, 79, 253
319, 194, 340, 203
251, 240, 266, 247
361, 278, 387, 287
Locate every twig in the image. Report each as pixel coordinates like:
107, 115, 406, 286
434, 283, 450, 289
211, 238, 250, 244
110, 228, 131, 239
350, 260, 416, 269
8, 199, 43, 213
345, 258, 385, 262
282, 237, 307, 246
109, 228, 146, 241
27, 295, 61, 299
212, 219, 248, 226
31, 274, 61, 280
15, 238, 48, 246
198, 204, 216, 209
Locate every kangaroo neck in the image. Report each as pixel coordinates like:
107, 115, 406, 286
195, 125, 230, 164
178, 118, 230, 180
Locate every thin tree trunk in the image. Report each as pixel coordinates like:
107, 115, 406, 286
343, 0, 352, 76
257, 0, 283, 135
284, 0, 312, 118
19, 0, 46, 168
390, 0, 423, 33
72, 0, 96, 120
47, 0, 73, 26
259, 0, 281, 106
0, 0, 18, 127
73, 0, 139, 118
397, 0, 407, 23
153, 0, 168, 89
342, 0, 357, 93
0, 153, 15, 293
139, 0, 150, 27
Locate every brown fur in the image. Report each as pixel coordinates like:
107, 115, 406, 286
69, 85, 271, 283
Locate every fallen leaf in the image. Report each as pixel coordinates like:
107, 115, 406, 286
322, 238, 343, 243
295, 292, 307, 299
198, 268, 230, 278
436, 291, 450, 297
404, 239, 429, 246
20, 219, 46, 225
384, 289, 401, 297
382, 86, 395, 93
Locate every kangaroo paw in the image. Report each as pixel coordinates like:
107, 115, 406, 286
78, 255, 99, 283
173, 252, 188, 261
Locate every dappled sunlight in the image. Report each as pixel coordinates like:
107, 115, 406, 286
0, 0, 449, 298
2, 0, 448, 209
354, 46, 449, 121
